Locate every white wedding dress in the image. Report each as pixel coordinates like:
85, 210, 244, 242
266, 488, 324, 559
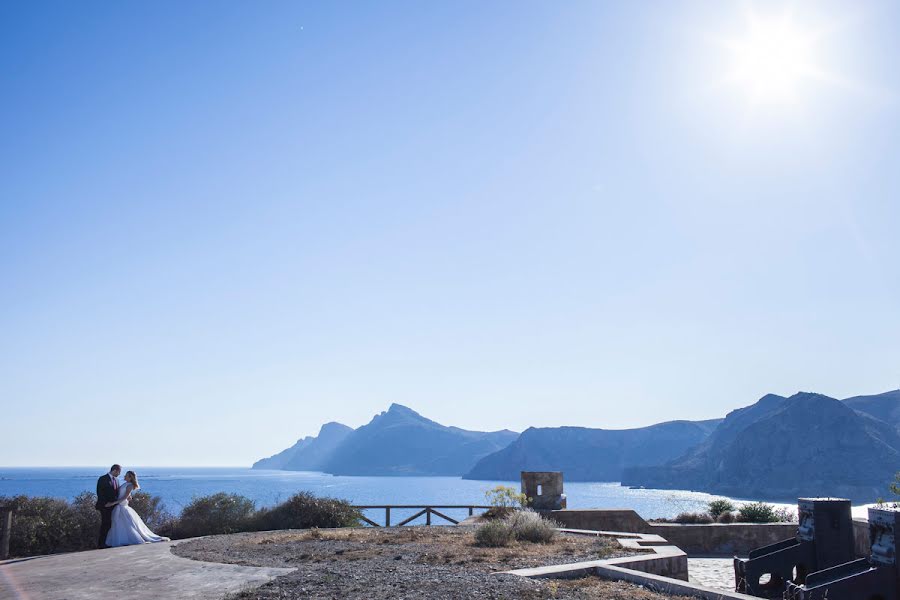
106, 483, 170, 547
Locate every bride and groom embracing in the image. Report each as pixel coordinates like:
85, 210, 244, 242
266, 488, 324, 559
96, 464, 170, 549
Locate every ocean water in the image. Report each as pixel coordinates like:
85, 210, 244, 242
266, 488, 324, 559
0, 467, 793, 525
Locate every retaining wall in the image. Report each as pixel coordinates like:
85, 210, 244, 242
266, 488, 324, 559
651, 523, 797, 556
549, 509, 652, 533
549, 509, 799, 556
504, 528, 757, 600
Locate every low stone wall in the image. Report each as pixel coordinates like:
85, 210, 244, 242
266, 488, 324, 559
549, 509, 652, 533
507, 528, 689, 581
504, 528, 757, 600
650, 523, 797, 556
547, 509, 799, 556
853, 518, 869, 558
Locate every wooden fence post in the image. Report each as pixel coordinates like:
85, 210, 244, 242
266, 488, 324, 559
0, 506, 13, 560
385, 507, 391, 527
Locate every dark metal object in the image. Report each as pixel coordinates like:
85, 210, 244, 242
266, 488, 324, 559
784, 507, 900, 600
733, 498, 854, 597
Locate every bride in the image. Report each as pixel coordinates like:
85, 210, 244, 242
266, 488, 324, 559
106, 470, 170, 547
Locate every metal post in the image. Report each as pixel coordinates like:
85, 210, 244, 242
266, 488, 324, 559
0, 507, 13, 560
468, 507, 474, 516
426, 508, 431, 526
385, 507, 390, 528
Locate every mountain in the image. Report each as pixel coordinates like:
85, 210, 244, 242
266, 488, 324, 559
319, 404, 519, 476
622, 392, 900, 501
283, 422, 354, 471
844, 390, 900, 430
252, 436, 313, 470
252, 422, 353, 471
462, 419, 721, 481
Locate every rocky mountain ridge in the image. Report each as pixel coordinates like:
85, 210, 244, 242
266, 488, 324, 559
621, 391, 900, 501
253, 390, 900, 501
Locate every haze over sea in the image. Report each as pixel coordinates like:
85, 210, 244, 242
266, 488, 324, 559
0, 467, 810, 525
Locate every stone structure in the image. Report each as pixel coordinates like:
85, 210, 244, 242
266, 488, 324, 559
505, 528, 759, 600
734, 498, 855, 598
549, 507, 798, 556
520, 471, 566, 511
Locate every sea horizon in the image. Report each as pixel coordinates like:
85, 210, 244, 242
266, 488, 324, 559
2, 465, 867, 525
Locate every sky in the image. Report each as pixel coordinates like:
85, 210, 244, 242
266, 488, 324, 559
2, 1, 900, 466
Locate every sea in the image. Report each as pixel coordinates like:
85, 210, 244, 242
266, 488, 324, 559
0, 466, 819, 526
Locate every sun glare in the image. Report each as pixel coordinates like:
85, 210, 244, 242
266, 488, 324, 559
722, 12, 823, 106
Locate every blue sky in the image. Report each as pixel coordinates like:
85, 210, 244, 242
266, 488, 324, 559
2, 1, 899, 466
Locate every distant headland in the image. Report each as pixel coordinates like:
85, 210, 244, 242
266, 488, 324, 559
255, 390, 900, 502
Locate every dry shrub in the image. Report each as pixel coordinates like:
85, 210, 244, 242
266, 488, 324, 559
717, 511, 736, 524
481, 506, 515, 521
474, 519, 514, 547
673, 511, 714, 524
505, 509, 558, 543
475, 508, 559, 547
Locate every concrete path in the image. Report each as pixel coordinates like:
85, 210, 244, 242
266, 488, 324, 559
689, 557, 736, 592
0, 541, 293, 600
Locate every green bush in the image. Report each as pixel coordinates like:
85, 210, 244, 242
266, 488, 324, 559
0, 491, 177, 557
2, 495, 79, 556
70, 492, 102, 548
475, 519, 515, 547
3, 489, 361, 557
128, 491, 175, 533
708, 499, 736, 519
255, 492, 360, 530
673, 511, 714, 524
175, 493, 256, 538
737, 502, 780, 523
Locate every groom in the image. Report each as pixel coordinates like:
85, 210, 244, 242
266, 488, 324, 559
95, 464, 121, 549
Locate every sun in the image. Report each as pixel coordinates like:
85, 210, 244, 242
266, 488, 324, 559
722, 12, 821, 105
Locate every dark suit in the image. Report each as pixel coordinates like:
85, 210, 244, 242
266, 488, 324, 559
96, 474, 118, 548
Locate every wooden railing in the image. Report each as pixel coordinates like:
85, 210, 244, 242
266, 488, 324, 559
353, 505, 492, 527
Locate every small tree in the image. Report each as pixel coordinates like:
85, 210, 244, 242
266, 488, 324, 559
481, 485, 529, 520
485, 485, 528, 509
708, 499, 736, 520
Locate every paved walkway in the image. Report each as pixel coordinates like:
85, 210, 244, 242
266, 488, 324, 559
0, 541, 293, 600
689, 557, 736, 592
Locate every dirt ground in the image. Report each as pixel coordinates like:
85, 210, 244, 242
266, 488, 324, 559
174, 526, 690, 600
